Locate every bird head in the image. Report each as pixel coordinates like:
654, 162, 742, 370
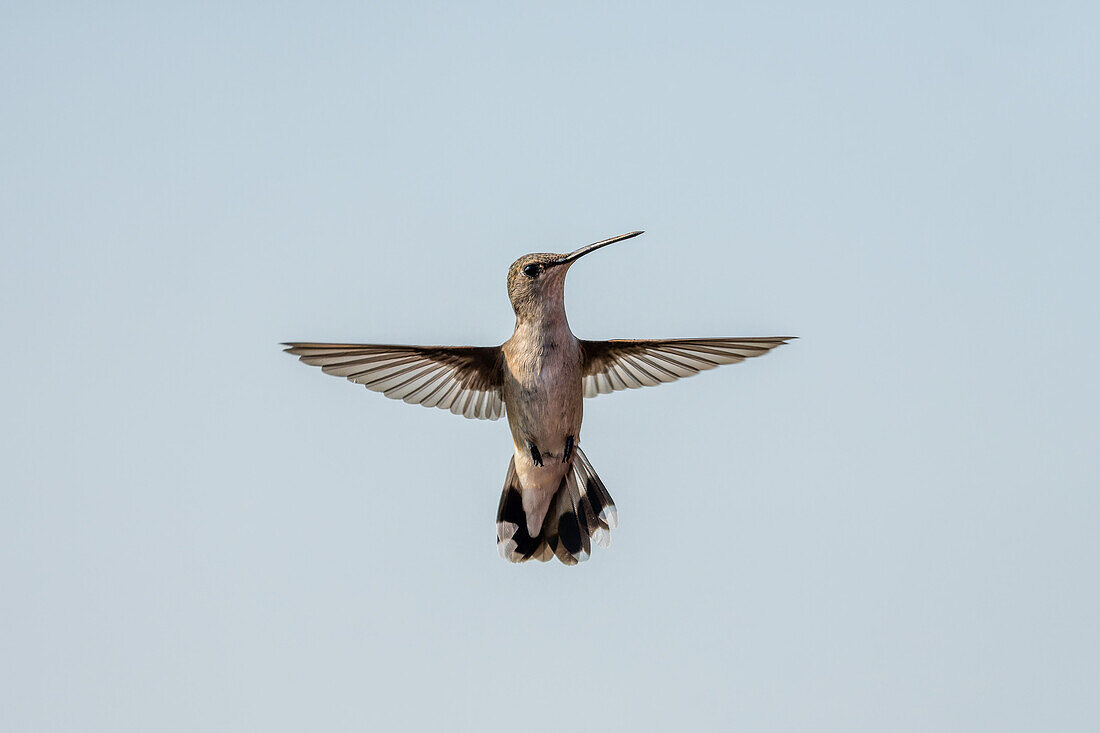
506, 231, 644, 321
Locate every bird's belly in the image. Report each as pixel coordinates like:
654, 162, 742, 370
503, 350, 583, 460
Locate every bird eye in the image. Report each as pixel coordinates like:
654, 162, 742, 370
522, 264, 541, 278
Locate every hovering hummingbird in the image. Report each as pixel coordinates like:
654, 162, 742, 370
284, 231, 793, 565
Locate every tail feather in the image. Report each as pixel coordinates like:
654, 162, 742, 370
496, 445, 616, 565
576, 448, 617, 531
495, 457, 545, 562
547, 475, 588, 566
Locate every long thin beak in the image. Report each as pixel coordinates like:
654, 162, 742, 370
553, 230, 644, 266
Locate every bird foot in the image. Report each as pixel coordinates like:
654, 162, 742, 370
528, 442, 544, 467
563, 435, 574, 464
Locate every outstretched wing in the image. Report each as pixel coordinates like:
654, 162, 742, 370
579, 337, 794, 398
283, 342, 505, 420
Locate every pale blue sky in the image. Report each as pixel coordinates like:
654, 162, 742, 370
2, 2, 1097, 731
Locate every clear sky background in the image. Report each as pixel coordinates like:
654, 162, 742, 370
2, 2, 1097, 731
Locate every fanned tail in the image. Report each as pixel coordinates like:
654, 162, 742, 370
496, 446, 617, 565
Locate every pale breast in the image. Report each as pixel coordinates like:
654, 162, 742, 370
502, 332, 583, 458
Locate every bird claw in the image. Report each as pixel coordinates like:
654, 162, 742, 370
529, 442, 544, 467
563, 435, 574, 464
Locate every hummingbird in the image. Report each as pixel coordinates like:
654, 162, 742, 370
284, 231, 793, 565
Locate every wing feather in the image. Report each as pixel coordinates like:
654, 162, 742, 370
580, 336, 793, 396
283, 342, 505, 420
